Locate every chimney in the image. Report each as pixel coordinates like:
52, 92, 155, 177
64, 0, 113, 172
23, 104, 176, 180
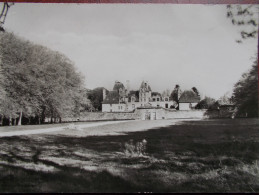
103, 88, 107, 100
126, 80, 130, 93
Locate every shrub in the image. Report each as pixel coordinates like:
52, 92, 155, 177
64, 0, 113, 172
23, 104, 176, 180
123, 139, 147, 157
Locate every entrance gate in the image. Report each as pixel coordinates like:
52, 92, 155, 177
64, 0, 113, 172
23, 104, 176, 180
151, 112, 156, 120
145, 112, 151, 120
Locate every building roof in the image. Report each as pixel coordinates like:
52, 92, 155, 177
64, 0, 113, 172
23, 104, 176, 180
102, 90, 120, 104
113, 81, 125, 92
140, 81, 152, 92
179, 90, 200, 103
151, 92, 161, 97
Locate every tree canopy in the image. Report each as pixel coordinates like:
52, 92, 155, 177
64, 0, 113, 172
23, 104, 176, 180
195, 96, 216, 110
0, 31, 87, 124
232, 59, 258, 117
226, 5, 258, 43
87, 87, 105, 111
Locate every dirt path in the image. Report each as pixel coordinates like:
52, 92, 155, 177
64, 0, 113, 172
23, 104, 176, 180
0, 120, 129, 137
45, 119, 201, 137
0, 119, 202, 138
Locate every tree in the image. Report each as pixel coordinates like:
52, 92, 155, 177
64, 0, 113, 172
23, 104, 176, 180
170, 85, 182, 110
87, 87, 104, 111
162, 89, 171, 97
226, 5, 258, 117
72, 88, 94, 116
0, 2, 14, 32
0, 32, 32, 124
226, 5, 258, 43
195, 96, 216, 109
0, 31, 85, 125
192, 87, 200, 97
232, 59, 258, 117
218, 92, 233, 105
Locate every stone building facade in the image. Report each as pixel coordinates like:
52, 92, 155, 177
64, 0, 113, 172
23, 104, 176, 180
102, 80, 200, 112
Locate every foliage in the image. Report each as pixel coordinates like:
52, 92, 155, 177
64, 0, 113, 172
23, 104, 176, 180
87, 87, 104, 111
232, 59, 258, 117
0, 31, 86, 123
123, 139, 147, 157
73, 88, 94, 115
226, 5, 258, 43
195, 96, 216, 109
170, 85, 182, 110
218, 92, 234, 105
192, 87, 200, 97
162, 89, 171, 97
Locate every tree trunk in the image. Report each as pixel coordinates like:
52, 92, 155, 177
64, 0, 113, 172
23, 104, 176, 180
38, 117, 41, 125
9, 116, 12, 126
41, 106, 46, 124
0, 115, 3, 126
59, 117, 62, 123
18, 111, 22, 126
14, 118, 17, 126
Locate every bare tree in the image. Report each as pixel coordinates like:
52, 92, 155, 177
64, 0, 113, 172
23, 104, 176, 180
0, 2, 14, 31
226, 4, 258, 43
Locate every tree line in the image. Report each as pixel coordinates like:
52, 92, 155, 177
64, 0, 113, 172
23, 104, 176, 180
0, 31, 257, 127
0, 32, 93, 126
194, 57, 258, 118
232, 58, 258, 117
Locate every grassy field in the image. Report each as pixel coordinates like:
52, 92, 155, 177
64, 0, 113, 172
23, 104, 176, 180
0, 118, 258, 192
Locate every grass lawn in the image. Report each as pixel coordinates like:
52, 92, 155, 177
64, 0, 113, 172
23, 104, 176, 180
0, 118, 258, 192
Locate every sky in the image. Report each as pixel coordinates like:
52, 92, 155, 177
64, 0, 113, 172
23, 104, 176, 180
4, 3, 258, 100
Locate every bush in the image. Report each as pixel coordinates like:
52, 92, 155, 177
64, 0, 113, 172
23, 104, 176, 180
123, 139, 147, 157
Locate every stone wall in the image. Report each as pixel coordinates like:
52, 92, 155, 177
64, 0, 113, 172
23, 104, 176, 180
61, 112, 140, 122
51, 107, 235, 123
61, 109, 209, 122
165, 109, 207, 119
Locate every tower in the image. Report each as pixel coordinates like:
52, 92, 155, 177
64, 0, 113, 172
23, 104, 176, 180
126, 80, 130, 95
139, 81, 152, 103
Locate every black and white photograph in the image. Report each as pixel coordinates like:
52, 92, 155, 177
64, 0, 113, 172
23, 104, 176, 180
0, 2, 258, 193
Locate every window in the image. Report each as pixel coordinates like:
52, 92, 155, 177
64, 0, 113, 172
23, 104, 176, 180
165, 103, 168, 108
157, 98, 159, 101
165, 98, 168, 101
118, 105, 120, 109
132, 104, 135, 109
153, 98, 156, 101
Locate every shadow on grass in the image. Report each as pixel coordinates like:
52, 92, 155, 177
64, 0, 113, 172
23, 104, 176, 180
0, 118, 259, 192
